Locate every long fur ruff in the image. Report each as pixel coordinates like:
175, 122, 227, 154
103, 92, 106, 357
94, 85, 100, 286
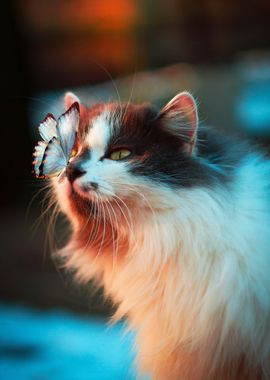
51, 93, 270, 379
57, 153, 270, 380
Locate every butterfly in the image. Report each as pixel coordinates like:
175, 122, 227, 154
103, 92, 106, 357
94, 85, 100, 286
32, 102, 80, 178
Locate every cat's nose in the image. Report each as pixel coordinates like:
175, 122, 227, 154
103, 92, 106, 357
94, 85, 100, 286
66, 163, 86, 183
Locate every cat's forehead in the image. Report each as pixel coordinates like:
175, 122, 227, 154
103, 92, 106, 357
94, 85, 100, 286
86, 111, 111, 150
81, 103, 158, 149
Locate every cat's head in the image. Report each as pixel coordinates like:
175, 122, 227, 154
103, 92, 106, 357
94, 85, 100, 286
53, 91, 200, 233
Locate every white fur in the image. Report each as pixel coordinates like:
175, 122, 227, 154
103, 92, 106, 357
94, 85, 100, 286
86, 112, 111, 151
54, 110, 270, 379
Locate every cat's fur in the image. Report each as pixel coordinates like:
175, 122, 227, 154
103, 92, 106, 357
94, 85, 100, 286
52, 91, 270, 380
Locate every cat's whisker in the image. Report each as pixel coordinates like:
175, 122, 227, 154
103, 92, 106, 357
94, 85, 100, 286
45, 198, 59, 247
27, 181, 62, 269
113, 183, 161, 255
47, 206, 59, 254
29, 189, 56, 237
43, 200, 60, 265
79, 196, 96, 236
93, 193, 103, 247
110, 181, 157, 219
95, 193, 107, 260
13, 95, 60, 114
105, 198, 119, 272
111, 195, 134, 239
128, 67, 137, 105
40, 190, 56, 218
122, 68, 137, 122
82, 193, 99, 253
103, 189, 134, 239
91, 193, 109, 265
91, 193, 105, 254
90, 60, 122, 105
25, 182, 52, 227
101, 199, 116, 269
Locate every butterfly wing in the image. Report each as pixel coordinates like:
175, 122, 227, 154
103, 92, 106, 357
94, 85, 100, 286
33, 113, 58, 178
32, 141, 47, 177
57, 102, 79, 159
39, 137, 67, 178
33, 103, 79, 179
38, 114, 57, 142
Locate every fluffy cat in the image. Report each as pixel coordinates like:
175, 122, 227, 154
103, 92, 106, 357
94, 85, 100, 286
51, 91, 270, 380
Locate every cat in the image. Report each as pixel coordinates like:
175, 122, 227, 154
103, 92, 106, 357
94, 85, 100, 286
51, 91, 270, 380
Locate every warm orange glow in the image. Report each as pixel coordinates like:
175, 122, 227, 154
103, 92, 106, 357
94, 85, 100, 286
71, 148, 77, 158
32, 36, 141, 83
18, 0, 140, 33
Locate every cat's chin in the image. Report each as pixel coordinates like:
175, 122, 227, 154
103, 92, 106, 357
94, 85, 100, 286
72, 181, 98, 201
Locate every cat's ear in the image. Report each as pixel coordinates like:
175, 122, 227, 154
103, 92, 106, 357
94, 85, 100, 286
159, 92, 198, 155
64, 92, 81, 110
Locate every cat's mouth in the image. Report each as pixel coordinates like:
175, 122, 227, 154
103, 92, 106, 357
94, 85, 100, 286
72, 180, 100, 200
69, 183, 121, 220
57, 176, 134, 225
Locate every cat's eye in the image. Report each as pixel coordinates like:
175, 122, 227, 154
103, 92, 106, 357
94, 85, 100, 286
109, 149, 131, 161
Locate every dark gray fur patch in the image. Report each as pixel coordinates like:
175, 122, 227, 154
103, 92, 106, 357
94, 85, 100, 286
73, 102, 259, 190
102, 104, 256, 189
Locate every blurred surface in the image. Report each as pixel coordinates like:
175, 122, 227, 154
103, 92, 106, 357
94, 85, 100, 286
0, 303, 135, 379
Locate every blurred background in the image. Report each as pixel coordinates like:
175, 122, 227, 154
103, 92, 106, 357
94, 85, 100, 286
1, 1, 270, 379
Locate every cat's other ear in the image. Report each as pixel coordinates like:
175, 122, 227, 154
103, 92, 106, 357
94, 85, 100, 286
64, 92, 81, 110
159, 92, 198, 155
